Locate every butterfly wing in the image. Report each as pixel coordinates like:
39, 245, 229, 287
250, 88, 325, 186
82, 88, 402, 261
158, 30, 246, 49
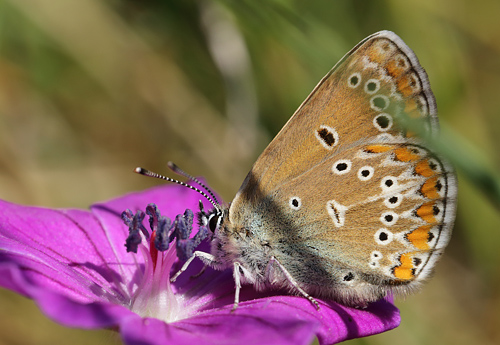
229, 31, 457, 304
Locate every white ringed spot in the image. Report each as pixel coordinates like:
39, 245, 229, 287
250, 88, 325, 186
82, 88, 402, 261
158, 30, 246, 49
370, 95, 390, 111
373, 113, 393, 131
289, 196, 301, 210
326, 200, 347, 228
357, 166, 374, 181
332, 159, 352, 175
384, 194, 403, 209
364, 79, 380, 94
315, 125, 338, 150
381, 176, 398, 191
374, 228, 394, 245
380, 211, 399, 226
347, 73, 362, 88
371, 250, 383, 261
369, 251, 382, 269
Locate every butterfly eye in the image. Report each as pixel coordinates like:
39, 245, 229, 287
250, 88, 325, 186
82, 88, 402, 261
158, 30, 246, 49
208, 214, 220, 232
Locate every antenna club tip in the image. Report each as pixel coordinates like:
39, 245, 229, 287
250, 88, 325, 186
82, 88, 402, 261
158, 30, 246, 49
135, 167, 146, 174
167, 161, 178, 171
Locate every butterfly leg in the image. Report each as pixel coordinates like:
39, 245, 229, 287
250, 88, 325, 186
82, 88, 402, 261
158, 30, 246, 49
268, 256, 320, 310
231, 262, 242, 312
170, 251, 216, 282
190, 264, 207, 279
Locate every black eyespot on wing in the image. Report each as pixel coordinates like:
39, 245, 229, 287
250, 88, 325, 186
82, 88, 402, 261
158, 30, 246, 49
350, 75, 359, 86
376, 115, 390, 128
385, 179, 394, 187
291, 198, 299, 207
379, 232, 388, 241
389, 196, 398, 204
336, 163, 348, 171
428, 231, 435, 242
372, 96, 387, 109
317, 128, 336, 147
436, 180, 443, 192
384, 214, 394, 222
367, 81, 377, 92
433, 205, 440, 216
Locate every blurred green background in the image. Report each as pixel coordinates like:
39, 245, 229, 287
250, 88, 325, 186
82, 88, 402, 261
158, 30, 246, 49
0, 0, 499, 344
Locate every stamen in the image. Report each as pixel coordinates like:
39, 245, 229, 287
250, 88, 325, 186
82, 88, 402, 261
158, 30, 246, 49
120, 202, 210, 322
122, 209, 148, 253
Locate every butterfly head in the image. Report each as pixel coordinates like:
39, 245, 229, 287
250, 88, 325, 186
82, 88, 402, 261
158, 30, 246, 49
197, 200, 225, 237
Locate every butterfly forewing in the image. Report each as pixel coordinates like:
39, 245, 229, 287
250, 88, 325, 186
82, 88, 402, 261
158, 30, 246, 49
232, 31, 438, 207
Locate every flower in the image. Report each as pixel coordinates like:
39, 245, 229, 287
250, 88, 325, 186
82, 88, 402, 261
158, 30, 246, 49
0, 183, 400, 344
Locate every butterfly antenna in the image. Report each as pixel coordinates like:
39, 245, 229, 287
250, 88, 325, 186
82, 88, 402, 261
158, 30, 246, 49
167, 161, 220, 205
134, 167, 221, 212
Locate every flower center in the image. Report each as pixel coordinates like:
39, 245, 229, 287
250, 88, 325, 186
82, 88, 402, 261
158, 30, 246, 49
121, 204, 208, 323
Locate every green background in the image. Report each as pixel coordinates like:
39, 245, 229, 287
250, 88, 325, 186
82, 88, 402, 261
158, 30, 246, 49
0, 1, 499, 344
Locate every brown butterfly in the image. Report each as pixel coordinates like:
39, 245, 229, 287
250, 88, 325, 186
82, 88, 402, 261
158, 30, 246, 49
143, 30, 457, 309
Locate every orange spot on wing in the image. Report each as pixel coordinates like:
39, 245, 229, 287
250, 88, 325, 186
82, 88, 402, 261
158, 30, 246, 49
364, 144, 393, 154
394, 147, 420, 162
385, 59, 406, 79
395, 75, 415, 97
366, 45, 388, 66
404, 99, 423, 119
416, 201, 437, 223
415, 159, 436, 177
393, 253, 415, 280
406, 225, 432, 250
420, 177, 440, 199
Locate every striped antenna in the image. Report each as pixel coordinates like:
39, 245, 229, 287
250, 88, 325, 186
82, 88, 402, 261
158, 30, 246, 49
134, 167, 221, 213
167, 162, 220, 205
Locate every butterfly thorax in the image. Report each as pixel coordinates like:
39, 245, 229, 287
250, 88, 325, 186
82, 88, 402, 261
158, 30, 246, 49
208, 209, 274, 290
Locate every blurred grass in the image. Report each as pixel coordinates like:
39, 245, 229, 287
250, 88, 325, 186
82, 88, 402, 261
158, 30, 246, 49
0, 0, 499, 344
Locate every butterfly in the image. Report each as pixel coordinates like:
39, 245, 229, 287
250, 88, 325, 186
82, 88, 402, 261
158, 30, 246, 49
141, 30, 457, 310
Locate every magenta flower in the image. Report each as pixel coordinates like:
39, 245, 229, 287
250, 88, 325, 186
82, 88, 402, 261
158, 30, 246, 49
0, 183, 400, 344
